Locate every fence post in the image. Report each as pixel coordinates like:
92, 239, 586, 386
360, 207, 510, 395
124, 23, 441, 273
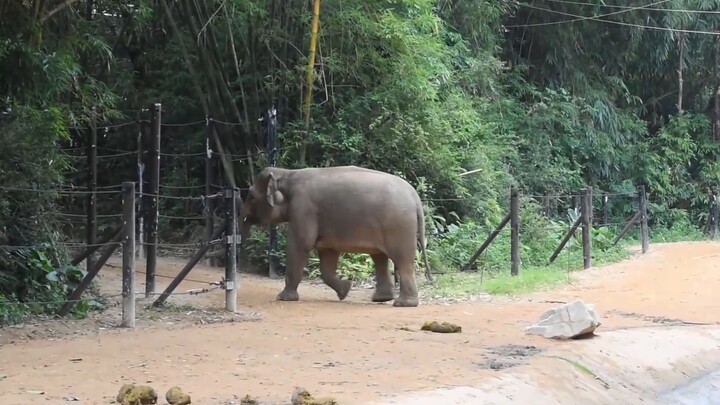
136, 109, 146, 260
266, 106, 281, 279
510, 186, 520, 276
225, 187, 238, 312
121, 182, 136, 328
638, 185, 649, 253
581, 187, 592, 269
146, 102, 161, 297
205, 116, 215, 266
711, 190, 718, 241
601, 193, 609, 226
86, 106, 97, 274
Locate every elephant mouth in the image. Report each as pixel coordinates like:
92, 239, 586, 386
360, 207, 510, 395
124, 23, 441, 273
242, 215, 259, 226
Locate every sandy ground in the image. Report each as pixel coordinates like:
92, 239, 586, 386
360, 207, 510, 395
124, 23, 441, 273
1, 241, 720, 404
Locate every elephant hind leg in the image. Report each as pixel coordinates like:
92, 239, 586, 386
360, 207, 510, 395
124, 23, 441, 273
318, 249, 352, 301
371, 253, 395, 302
387, 252, 419, 307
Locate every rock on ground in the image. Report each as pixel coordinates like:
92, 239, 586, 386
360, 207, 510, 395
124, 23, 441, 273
525, 300, 602, 339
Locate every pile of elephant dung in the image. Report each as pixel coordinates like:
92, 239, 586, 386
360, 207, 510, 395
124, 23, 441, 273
165, 386, 191, 405
421, 320, 462, 333
115, 384, 157, 405
239, 394, 259, 405
115, 383, 191, 405
291, 387, 338, 405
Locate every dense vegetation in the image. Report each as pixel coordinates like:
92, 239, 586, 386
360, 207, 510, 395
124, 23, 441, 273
2, 0, 720, 322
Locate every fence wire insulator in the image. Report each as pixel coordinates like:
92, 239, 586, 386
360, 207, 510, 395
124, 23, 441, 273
210, 278, 226, 290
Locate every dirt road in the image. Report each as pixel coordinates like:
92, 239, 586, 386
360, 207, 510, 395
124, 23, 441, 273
1, 241, 719, 404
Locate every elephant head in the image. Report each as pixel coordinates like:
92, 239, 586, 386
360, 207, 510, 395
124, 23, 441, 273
241, 167, 289, 231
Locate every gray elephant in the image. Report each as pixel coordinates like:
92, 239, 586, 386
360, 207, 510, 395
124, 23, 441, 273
240, 165, 433, 307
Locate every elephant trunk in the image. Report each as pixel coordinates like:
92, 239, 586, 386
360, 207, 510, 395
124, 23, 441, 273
240, 217, 252, 245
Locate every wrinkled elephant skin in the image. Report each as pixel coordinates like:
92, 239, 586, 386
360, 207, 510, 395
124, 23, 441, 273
240, 165, 433, 307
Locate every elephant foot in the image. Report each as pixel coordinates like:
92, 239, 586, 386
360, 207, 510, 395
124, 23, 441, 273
392, 296, 419, 307
371, 288, 395, 303
276, 289, 300, 301
336, 280, 352, 301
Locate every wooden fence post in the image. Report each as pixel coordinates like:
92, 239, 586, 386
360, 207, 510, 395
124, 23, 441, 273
146, 102, 161, 297
86, 106, 97, 274
225, 188, 238, 312
205, 116, 215, 266
581, 187, 592, 269
121, 182, 136, 328
510, 186, 520, 276
711, 190, 718, 241
638, 185, 649, 253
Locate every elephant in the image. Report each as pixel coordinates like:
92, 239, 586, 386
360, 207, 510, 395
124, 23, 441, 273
240, 165, 433, 307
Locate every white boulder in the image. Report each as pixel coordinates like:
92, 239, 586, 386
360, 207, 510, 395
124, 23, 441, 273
525, 300, 602, 339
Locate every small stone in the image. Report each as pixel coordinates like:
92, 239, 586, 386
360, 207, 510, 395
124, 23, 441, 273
525, 300, 602, 339
165, 386, 191, 405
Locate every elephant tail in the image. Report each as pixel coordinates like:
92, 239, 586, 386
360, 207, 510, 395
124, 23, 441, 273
417, 203, 434, 282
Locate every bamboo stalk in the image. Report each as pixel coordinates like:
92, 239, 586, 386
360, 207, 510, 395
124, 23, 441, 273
300, 0, 321, 166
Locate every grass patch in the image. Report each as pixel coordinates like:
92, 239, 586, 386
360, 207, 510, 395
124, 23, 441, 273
424, 264, 571, 298
423, 240, 634, 298
481, 266, 571, 295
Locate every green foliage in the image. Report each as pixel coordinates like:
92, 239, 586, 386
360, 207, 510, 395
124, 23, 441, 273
0, 1, 118, 323
3, 0, 720, 308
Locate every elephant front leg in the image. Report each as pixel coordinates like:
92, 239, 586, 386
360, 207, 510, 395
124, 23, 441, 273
371, 253, 395, 303
276, 236, 310, 302
318, 249, 352, 301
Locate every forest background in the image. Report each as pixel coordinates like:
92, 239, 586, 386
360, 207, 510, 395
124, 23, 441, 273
2, 0, 720, 322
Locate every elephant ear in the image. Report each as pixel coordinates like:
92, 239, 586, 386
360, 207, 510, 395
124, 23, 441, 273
266, 171, 285, 207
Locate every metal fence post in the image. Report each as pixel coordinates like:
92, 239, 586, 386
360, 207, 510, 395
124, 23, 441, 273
510, 187, 520, 276
205, 116, 215, 266
87, 106, 97, 273
146, 102, 161, 297
121, 182, 136, 328
638, 185, 649, 253
266, 106, 281, 279
225, 187, 238, 312
581, 187, 593, 269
